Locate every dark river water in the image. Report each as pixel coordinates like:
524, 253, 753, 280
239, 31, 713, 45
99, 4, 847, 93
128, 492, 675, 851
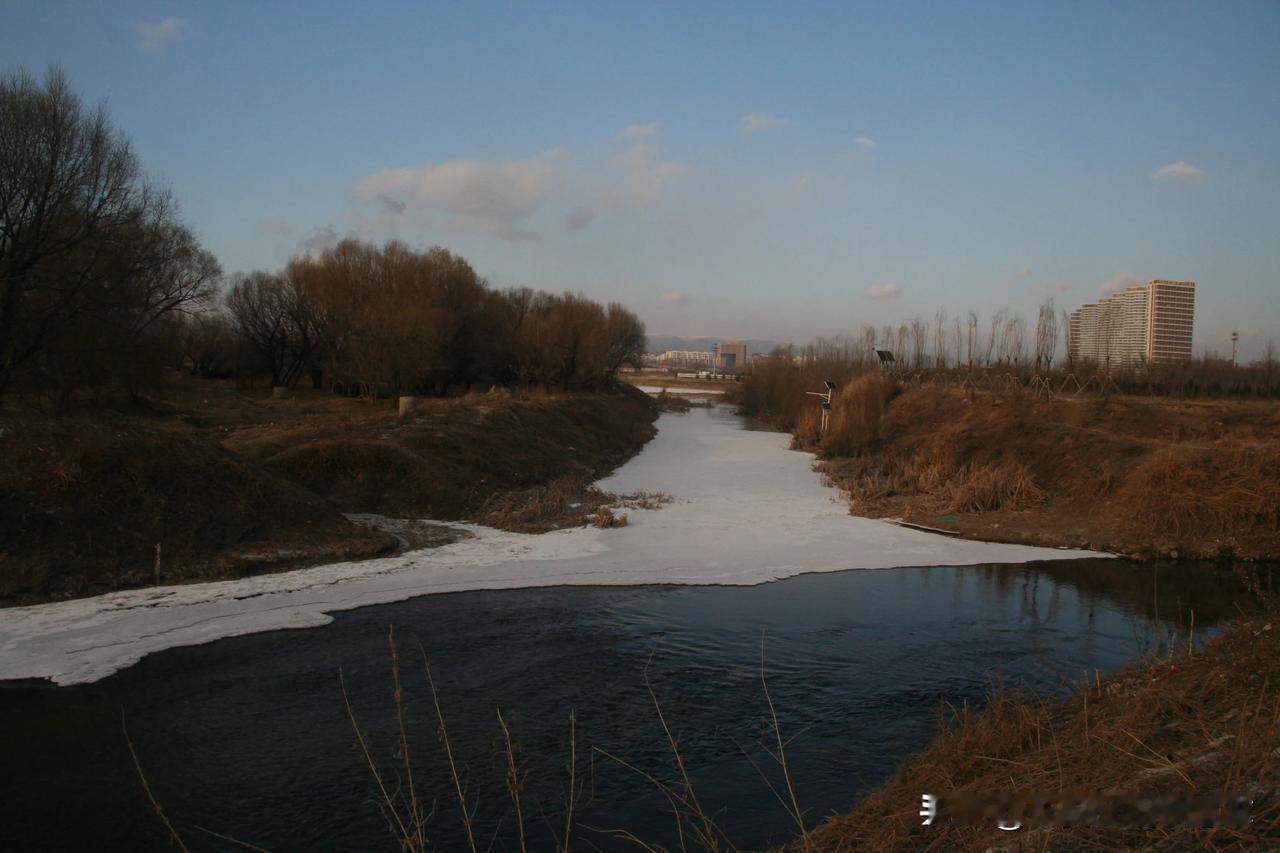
0, 558, 1260, 852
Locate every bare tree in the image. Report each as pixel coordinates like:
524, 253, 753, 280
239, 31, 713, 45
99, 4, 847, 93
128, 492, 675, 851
966, 310, 978, 368
933, 308, 948, 370
1264, 339, 1277, 395
985, 309, 1005, 366
0, 67, 218, 405
1034, 298, 1059, 372
952, 313, 963, 368
909, 316, 927, 371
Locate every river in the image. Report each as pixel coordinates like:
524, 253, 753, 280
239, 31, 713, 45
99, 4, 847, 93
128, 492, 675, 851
0, 405, 1259, 851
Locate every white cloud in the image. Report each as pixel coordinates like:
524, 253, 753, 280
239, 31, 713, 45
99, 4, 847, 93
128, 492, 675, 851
656, 291, 690, 306
354, 149, 567, 241
615, 123, 659, 143
739, 112, 788, 133
1151, 161, 1205, 183
853, 136, 878, 150
1097, 271, 1144, 296
864, 283, 902, 299
129, 17, 185, 51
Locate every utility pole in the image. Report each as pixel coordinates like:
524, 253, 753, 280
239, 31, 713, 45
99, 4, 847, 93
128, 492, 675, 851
806, 380, 836, 436
1231, 331, 1239, 366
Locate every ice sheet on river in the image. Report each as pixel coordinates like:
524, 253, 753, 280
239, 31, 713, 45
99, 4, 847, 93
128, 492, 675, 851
0, 406, 1104, 685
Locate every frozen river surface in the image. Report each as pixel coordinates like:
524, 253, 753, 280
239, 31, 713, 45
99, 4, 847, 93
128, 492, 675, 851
0, 405, 1099, 685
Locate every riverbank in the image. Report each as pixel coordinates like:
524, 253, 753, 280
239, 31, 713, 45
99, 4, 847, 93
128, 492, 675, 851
741, 376, 1280, 561
0, 405, 1100, 686
0, 382, 658, 605
788, 601, 1279, 851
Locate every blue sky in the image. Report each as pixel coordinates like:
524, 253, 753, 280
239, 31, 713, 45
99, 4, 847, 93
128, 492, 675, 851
4, 1, 1279, 356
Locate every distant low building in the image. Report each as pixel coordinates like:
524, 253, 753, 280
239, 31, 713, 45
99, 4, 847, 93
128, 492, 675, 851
1069, 279, 1195, 369
654, 350, 715, 369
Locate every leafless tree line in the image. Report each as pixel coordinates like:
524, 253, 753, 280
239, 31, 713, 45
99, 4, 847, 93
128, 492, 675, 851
740, 298, 1277, 425
1, 68, 646, 409
191, 240, 647, 395
793, 299, 1065, 375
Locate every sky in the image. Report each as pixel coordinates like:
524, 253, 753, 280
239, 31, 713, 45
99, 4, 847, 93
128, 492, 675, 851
4, 1, 1279, 358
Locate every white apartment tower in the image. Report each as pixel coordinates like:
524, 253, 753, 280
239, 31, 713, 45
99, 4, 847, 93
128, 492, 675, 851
1068, 280, 1195, 369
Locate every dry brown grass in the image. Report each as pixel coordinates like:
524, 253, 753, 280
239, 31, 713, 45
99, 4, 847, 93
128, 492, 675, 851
806, 386, 1280, 559
475, 474, 667, 532
1118, 443, 1280, 538
810, 372, 900, 453
790, 610, 1280, 851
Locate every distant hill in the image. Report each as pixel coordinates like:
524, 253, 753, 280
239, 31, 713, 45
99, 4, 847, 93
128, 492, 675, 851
646, 335, 792, 355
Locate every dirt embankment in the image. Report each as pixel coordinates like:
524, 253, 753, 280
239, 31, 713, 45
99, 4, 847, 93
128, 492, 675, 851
0, 383, 657, 605
785, 376, 1280, 560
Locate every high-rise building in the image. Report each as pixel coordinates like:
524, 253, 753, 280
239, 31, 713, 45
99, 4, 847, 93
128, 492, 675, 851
714, 341, 747, 372
1068, 280, 1195, 368
1146, 280, 1196, 363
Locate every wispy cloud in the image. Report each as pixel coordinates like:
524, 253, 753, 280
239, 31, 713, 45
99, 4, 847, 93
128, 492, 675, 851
864, 283, 901, 299
739, 112, 788, 133
567, 125, 689, 230
615, 122, 659, 143
656, 291, 690, 306
1040, 280, 1073, 294
376, 194, 407, 214
853, 136, 878, 150
1098, 271, 1144, 296
129, 17, 185, 51
354, 149, 567, 241
1151, 161, 1205, 183
1011, 265, 1033, 279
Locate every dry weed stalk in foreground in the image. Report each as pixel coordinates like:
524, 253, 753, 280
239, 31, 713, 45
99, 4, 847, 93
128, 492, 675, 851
336, 629, 818, 851
125, 709, 273, 852
496, 709, 528, 853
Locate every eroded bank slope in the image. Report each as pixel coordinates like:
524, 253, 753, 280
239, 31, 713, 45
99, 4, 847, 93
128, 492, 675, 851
0, 384, 657, 605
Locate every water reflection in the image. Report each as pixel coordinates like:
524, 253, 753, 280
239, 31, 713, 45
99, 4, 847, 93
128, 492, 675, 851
0, 559, 1264, 852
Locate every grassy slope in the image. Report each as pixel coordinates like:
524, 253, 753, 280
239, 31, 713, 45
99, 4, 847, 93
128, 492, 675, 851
0, 416, 395, 604
227, 389, 657, 519
0, 384, 657, 606
799, 379, 1280, 559
788, 609, 1280, 851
